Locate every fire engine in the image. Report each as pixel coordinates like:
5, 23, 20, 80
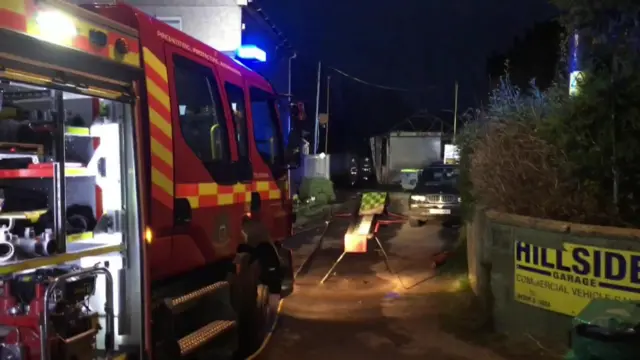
0, 0, 300, 359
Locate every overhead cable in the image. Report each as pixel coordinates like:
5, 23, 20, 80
327, 66, 431, 92
249, 1, 431, 92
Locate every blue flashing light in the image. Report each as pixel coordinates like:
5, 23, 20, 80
236, 45, 267, 62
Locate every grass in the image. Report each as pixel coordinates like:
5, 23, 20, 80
431, 228, 568, 360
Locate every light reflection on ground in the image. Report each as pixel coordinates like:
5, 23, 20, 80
260, 215, 507, 360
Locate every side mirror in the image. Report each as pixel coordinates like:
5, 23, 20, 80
285, 128, 302, 169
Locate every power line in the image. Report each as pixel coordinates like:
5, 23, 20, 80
293, 53, 436, 93
248, 1, 432, 93
327, 66, 432, 92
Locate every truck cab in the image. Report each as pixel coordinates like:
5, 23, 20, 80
0, 1, 298, 359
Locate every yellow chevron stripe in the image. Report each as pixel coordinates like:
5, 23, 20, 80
143, 47, 168, 83
146, 77, 170, 111
150, 138, 173, 168
149, 107, 172, 139
151, 167, 173, 196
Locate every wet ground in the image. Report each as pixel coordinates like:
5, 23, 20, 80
259, 203, 509, 360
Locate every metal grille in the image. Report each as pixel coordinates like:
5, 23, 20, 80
441, 194, 457, 203
425, 195, 440, 203
426, 194, 457, 204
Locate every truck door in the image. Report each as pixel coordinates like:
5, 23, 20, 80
246, 85, 289, 240
165, 45, 241, 272
221, 81, 252, 184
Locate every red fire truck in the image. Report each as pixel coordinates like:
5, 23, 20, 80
0, 0, 299, 359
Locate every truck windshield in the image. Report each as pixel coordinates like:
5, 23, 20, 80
420, 166, 459, 184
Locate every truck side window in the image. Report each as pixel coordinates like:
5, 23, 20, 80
173, 54, 229, 164
224, 83, 249, 159
249, 87, 283, 176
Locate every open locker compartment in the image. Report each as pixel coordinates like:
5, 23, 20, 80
0, 79, 138, 355
0, 80, 128, 262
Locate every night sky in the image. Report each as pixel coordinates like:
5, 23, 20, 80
258, 0, 558, 153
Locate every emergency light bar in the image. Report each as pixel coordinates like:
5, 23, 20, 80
236, 45, 267, 62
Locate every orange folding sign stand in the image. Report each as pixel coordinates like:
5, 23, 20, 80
320, 192, 394, 284
343, 214, 374, 253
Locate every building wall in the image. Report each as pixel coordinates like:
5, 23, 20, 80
72, 0, 242, 53
133, 0, 242, 53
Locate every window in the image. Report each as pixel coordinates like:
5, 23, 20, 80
173, 54, 230, 168
420, 166, 459, 184
249, 87, 283, 171
224, 83, 249, 159
157, 16, 182, 31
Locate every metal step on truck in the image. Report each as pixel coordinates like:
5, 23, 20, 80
0, 0, 301, 359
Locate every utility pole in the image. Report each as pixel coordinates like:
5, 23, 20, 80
324, 75, 331, 153
453, 81, 459, 141
313, 61, 321, 154
286, 52, 296, 199
287, 52, 297, 135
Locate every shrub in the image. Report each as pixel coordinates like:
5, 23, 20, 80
298, 177, 336, 205
458, 1, 640, 228
459, 75, 599, 223
545, 0, 640, 226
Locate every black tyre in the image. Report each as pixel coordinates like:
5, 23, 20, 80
233, 257, 269, 358
277, 245, 294, 297
256, 283, 271, 338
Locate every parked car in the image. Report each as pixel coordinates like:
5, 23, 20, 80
408, 163, 460, 227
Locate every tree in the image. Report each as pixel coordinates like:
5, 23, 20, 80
459, 0, 640, 226
543, 0, 640, 225
486, 21, 562, 91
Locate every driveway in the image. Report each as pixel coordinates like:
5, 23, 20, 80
260, 217, 509, 360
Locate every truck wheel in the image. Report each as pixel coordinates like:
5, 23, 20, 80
234, 258, 270, 357
248, 260, 273, 352
230, 254, 257, 357
408, 218, 422, 227
256, 283, 271, 338
278, 245, 294, 297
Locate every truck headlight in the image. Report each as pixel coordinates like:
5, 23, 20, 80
411, 195, 426, 202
